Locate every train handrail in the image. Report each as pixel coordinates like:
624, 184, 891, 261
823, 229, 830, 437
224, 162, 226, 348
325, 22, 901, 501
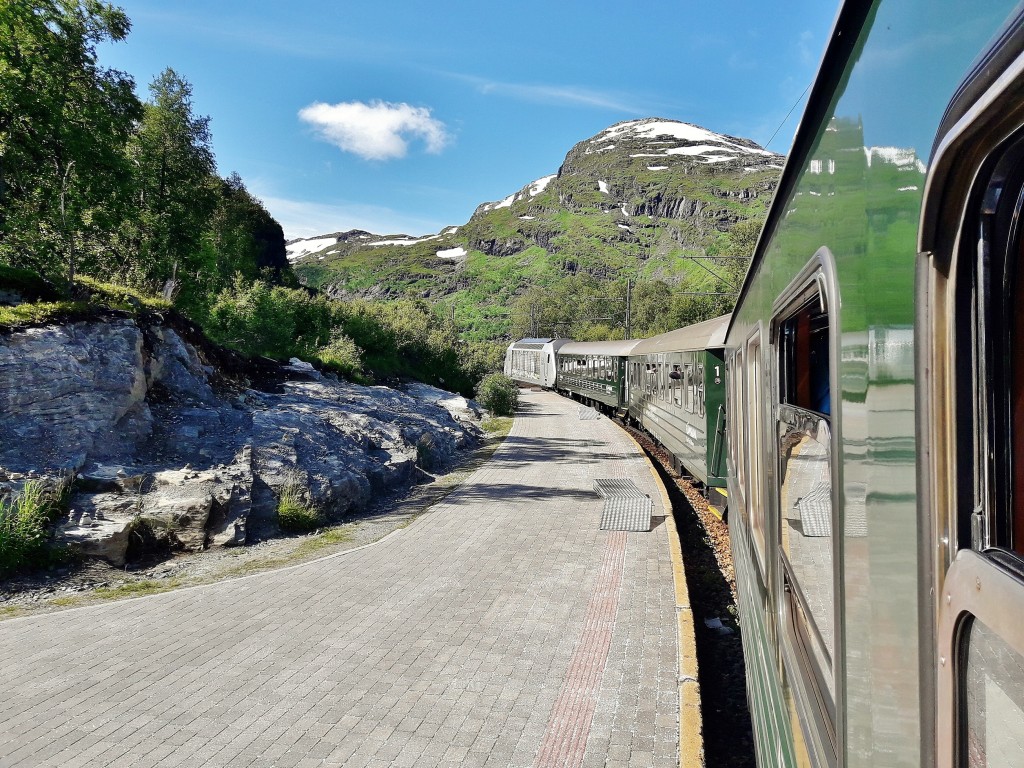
711, 403, 726, 478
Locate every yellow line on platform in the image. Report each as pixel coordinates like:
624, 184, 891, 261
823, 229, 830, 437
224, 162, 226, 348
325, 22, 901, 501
621, 428, 705, 768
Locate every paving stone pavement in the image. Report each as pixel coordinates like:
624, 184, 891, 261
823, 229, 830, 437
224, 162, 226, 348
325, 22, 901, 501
0, 390, 680, 768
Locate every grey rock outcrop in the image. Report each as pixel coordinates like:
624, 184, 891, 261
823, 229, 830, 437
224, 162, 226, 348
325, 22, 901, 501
0, 316, 481, 567
0, 320, 151, 471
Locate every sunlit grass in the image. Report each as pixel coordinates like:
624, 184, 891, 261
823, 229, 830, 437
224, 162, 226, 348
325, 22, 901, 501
92, 579, 181, 600
481, 416, 514, 436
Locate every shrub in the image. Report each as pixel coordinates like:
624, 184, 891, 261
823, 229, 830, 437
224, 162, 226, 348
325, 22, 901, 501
476, 373, 519, 416
276, 476, 323, 533
315, 330, 368, 383
0, 480, 66, 576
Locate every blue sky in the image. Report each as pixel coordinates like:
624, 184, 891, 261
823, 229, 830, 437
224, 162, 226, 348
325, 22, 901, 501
99, 1, 839, 240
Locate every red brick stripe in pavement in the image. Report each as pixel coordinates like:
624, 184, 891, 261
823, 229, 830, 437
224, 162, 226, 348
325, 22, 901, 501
533, 529, 627, 768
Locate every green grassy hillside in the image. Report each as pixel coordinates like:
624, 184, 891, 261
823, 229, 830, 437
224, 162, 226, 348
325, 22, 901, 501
293, 119, 785, 341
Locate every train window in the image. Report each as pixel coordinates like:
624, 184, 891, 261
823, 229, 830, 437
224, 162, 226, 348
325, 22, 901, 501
672, 363, 683, 407
779, 296, 830, 416
774, 273, 836, 743
960, 615, 1024, 767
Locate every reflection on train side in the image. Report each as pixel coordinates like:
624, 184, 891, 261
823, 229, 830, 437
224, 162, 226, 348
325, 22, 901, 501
778, 404, 834, 697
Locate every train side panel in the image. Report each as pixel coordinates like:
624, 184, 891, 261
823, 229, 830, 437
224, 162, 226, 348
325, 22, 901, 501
625, 316, 730, 511
724, 3, 1023, 768
627, 350, 715, 485
556, 340, 640, 411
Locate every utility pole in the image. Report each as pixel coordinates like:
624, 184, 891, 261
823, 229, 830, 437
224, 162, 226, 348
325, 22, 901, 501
530, 304, 536, 337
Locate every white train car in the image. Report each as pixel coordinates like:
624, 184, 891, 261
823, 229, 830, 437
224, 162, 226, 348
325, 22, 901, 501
503, 338, 570, 389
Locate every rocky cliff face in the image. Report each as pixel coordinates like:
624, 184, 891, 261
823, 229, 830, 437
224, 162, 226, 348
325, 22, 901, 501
0, 316, 480, 566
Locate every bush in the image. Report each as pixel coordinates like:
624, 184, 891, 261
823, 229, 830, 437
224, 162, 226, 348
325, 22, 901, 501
476, 373, 519, 416
0, 480, 66, 576
315, 329, 368, 383
276, 477, 323, 533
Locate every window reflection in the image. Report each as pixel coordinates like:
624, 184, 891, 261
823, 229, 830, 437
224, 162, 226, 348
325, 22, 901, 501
778, 406, 835, 681
963, 617, 1024, 768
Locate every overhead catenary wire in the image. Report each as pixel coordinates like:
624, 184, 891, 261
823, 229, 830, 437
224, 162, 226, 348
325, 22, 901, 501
765, 81, 812, 152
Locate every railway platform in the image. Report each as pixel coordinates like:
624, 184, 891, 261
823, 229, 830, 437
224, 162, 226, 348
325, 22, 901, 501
0, 389, 699, 768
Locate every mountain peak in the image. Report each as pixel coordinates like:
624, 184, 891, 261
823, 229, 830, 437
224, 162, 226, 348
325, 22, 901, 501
583, 117, 780, 165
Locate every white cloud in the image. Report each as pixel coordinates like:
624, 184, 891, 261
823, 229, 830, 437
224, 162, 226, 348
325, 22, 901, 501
298, 100, 450, 161
445, 72, 655, 114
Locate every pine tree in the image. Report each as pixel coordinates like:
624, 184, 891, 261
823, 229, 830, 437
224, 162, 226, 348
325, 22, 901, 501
124, 67, 217, 293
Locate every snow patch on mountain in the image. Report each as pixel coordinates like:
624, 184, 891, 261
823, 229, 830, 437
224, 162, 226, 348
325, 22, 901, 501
436, 246, 467, 259
529, 175, 555, 195
286, 236, 338, 262
368, 234, 441, 247
480, 174, 557, 213
596, 118, 777, 165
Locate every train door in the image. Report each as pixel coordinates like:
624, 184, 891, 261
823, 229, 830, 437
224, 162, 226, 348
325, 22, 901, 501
772, 255, 841, 768
920, 23, 1024, 767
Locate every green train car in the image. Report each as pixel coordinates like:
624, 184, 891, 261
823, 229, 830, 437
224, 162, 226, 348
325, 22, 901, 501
725, 2, 1024, 767
626, 314, 730, 517
555, 340, 640, 411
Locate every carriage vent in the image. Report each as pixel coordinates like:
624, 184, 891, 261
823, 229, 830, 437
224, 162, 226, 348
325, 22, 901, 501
594, 478, 653, 532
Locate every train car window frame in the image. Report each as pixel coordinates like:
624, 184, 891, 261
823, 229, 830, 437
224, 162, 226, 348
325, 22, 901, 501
920, 27, 1024, 765
688, 362, 696, 415
770, 251, 843, 765
672, 361, 683, 408
733, 346, 749, 507
696, 361, 706, 418
745, 325, 768, 576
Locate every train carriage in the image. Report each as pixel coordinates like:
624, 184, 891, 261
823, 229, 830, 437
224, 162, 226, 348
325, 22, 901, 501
555, 339, 640, 411
503, 337, 570, 389
725, 2, 1024, 767
626, 314, 730, 517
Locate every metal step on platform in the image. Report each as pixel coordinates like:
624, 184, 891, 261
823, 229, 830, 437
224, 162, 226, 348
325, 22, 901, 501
593, 478, 647, 498
577, 406, 601, 421
593, 478, 653, 531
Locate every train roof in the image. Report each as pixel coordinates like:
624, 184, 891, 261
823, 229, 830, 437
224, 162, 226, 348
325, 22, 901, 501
629, 314, 731, 355
508, 337, 571, 351
558, 339, 643, 357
